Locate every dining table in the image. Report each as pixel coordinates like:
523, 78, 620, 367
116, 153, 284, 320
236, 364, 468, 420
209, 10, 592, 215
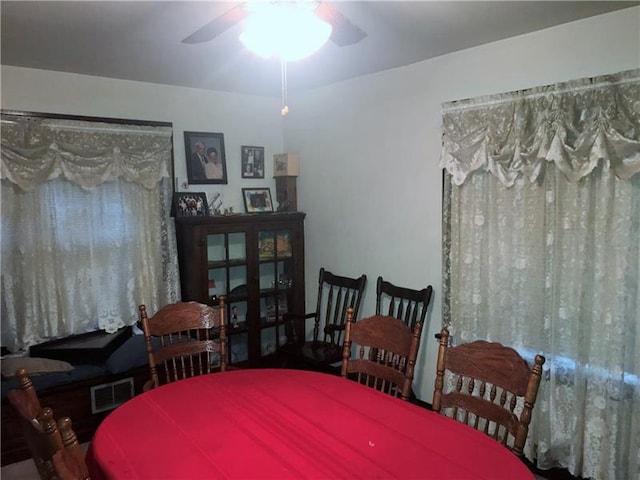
86, 368, 534, 479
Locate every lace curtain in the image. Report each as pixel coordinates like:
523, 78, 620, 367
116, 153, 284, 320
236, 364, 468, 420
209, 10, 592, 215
441, 70, 639, 480
441, 69, 640, 186
1, 116, 172, 190
1, 115, 180, 351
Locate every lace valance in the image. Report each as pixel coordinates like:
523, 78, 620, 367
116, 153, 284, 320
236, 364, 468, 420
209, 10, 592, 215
1, 115, 173, 190
440, 69, 640, 186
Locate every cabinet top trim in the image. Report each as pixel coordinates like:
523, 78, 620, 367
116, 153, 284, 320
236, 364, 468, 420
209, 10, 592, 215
174, 212, 306, 225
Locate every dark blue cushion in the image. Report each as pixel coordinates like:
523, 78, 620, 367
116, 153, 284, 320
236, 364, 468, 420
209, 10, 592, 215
1, 364, 106, 398
2, 335, 158, 398
105, 335, 154, 375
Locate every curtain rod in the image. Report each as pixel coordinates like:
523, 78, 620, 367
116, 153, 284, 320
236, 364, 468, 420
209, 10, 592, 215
0, 117, 172, 136
0, 109, 172, 128
443, 69, 639, 113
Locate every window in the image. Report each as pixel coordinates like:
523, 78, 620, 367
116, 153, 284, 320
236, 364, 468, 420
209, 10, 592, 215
439, 70, 640, 480
1, 114, 179, 352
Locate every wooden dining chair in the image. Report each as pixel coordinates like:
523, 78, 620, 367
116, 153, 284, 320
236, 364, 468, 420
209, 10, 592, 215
282, 268, 366, 372
7, 368, 89, 480
432, 328, 546, 456
375, 276, 433, 330
341, 307, 423, 400
140, 298, 227, 390
374, 276, 433, 401
8, 367, 54, 479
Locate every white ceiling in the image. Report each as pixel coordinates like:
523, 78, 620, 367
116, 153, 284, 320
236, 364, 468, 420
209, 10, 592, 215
2, 1, 638, 97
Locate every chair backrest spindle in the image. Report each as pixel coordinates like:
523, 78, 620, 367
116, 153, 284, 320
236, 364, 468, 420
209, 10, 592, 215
375, 276, 433, 331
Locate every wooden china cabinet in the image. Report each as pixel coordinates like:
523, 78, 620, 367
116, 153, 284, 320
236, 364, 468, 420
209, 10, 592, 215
174, 212, 305, 368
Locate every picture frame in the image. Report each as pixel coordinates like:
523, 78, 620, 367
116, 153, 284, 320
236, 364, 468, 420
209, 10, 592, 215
172, 192, 210, 217
241, 146, 265, 179
242, 188, 274, 213
184, 131, 227, 185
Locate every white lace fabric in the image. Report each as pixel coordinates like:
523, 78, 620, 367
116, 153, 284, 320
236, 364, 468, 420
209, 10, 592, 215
1, 116, 172, 190
440, 69, 640, 187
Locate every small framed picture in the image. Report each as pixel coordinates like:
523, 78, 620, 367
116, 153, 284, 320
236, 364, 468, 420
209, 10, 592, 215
241, 146, 265, 179
242, 188, 274, 213
184, 131, 227, 185
172, 192, 210, 217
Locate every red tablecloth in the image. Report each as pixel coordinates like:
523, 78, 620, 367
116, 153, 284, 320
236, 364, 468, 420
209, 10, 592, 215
86, 369, 533, 479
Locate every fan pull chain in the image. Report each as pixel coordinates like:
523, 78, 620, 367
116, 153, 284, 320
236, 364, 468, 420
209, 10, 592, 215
281, 58, 289, 116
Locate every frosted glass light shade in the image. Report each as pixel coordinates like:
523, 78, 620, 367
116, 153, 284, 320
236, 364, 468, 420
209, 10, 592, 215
240, 5, 332, 62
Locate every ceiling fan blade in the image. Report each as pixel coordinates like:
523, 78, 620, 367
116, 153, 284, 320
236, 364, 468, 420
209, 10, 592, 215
316, 2, 367, 47
182, 4, 248, 44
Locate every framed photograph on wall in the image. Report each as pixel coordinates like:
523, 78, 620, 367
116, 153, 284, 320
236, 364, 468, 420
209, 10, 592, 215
241, 146, 265, 179
242, 188, 273, 213
184, 131, 227, 185
171, 192, 210, 217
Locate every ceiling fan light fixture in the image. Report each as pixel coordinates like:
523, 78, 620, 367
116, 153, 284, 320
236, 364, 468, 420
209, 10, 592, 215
239, 3, 332, 62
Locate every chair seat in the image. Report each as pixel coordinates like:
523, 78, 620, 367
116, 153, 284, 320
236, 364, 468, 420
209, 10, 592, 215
285, 341, 343, 367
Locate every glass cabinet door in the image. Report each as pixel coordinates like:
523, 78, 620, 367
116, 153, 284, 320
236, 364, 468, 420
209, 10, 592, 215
257, 229, 293, 358
206, 231, 248, 366
176, 213, 305, 368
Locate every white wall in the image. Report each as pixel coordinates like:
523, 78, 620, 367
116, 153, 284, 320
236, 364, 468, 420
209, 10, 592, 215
2, 7, 639, 402
283, 6, 640, 401
0, 67, 285, 209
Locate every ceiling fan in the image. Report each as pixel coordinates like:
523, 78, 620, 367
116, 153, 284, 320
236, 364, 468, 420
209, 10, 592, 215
182, 1, 367, 48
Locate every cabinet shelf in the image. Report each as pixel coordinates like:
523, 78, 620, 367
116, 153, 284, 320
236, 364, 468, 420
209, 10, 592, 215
227, 293, 248, 303
207, 258, 246, 269
259, 319, 287, 328
175, 213, 305, 368
258, 287, 292, 297
258, 255, 293, 263
227, 322, 249, 334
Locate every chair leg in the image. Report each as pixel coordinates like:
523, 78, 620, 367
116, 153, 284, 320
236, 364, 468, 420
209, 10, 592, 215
280, 355, 290, 369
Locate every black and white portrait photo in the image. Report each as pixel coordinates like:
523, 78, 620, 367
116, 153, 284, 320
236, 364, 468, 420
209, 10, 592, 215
241, 146, 265, 179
